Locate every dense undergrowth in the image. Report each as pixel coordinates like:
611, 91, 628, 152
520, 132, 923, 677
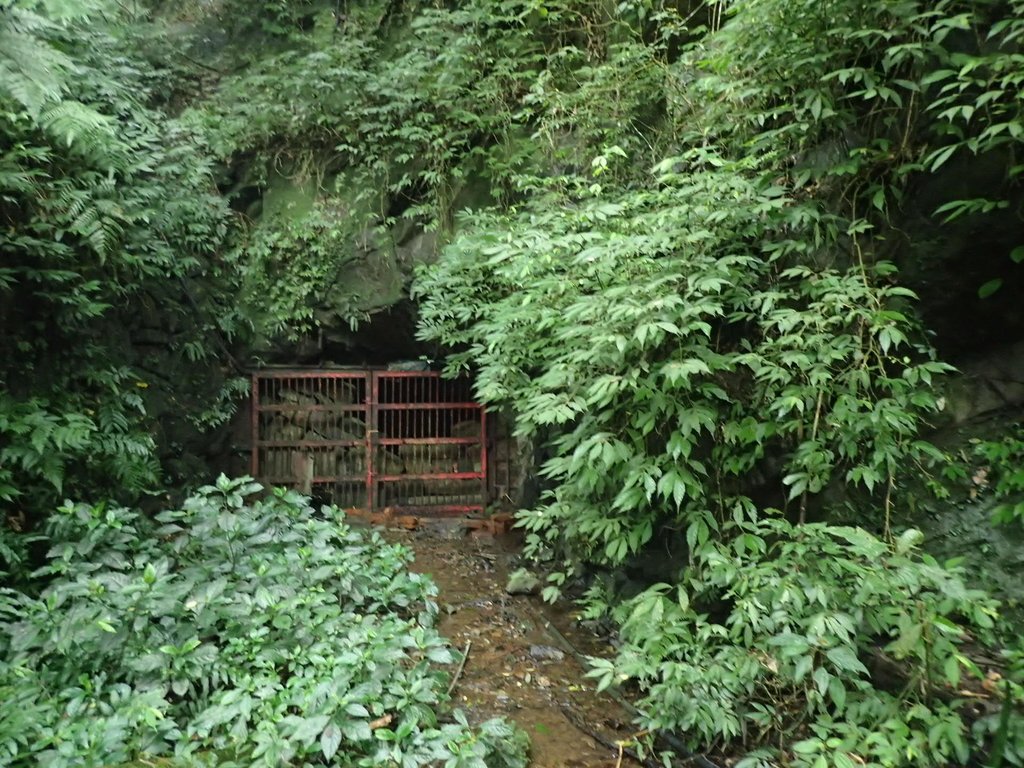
0, 0, 245, 532
0, 476, 527, 767
413, 0, 1024, 765
3, 0, 1024, 765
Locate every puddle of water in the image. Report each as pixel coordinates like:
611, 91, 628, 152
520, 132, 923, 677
390, 526, 644, 768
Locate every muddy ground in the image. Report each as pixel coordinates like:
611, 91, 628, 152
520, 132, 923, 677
388, 522, 647, 768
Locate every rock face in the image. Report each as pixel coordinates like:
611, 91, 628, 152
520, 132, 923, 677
895, 154, 1024, 362
940, 339, 1024, 424
243, 168, 439, 363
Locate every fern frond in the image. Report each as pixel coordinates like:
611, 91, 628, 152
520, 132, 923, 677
38, 99, 114, 151
0, 8, 72, 116
31, 0, 106, 24
0, 154, 44, 196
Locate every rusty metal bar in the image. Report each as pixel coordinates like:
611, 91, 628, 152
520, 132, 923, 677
377, 471, 484, 481
377, 437, 478, 445
254, 370, 368, 378
257, 440, 364, 447
256, 404, 367, 412
262, 475, 366, 484
372, 370, 438, 378
250, 372, 260, 478
367, 372, 378, 513
480, 406, 488, 510
373, 402, 480, 410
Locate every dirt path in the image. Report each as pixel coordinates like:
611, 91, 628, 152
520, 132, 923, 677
390, 523, 645, 768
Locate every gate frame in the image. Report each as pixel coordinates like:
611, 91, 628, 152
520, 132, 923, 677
251, 368, 488, 515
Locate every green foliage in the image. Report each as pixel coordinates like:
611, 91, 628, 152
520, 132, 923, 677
188, 377, 253, 431
193, 0, 546, 193
0, 0, 245, 527
925, 1, 1024, 212
4, 0, 1024, 763
183, 0, 1024, 339
0, 476, 528, 768
0, 372, 159, 503
981, 641, 1024, 767
413, 0, 1024, 764
588, 520, 997, 767
970, 425, 1024, 527
0, 0, 106, 118
226, 202, 370, 340
173, 0, 619, 345
419, 158, 951, 574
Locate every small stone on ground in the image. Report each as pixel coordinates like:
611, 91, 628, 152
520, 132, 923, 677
529, 644, 566, 662
506, 567, 540, 595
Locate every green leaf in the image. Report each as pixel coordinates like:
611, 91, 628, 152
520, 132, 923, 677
929, 144, 958, 171
792, 739, 822, 754
872, 187, 885, 211
320, 723, 342, 761
426, 646, 454, 664
293, 715, 330, 745
828, 677, 847, 711
342, 719, 373, 742
825, 646, 867, 675
346, 703, 370, 718
944, 655, 961, 687
978, 278, 1003, 299
894, 528, 923, 555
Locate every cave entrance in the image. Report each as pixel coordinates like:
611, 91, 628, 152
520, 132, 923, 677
251, 369, 488, 515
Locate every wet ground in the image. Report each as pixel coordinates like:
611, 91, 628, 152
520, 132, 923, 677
390, 522, 646, 768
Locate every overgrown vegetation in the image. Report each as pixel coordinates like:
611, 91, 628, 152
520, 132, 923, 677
3, 0, 1024, 765
0, 0, 245, 530
414, 0, 1024, 765
0, 476, 527, 767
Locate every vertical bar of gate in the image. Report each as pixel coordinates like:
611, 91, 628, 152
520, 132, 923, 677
315, 375, 324, 495
251, 372, 260, 478
506, 410, 512, 501
398, 374, 402, 508
402, 376, 407, 505
366, 372, 377, 513
480, 406, 488, 509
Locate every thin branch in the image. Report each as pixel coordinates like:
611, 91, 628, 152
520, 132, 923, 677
799, 388, 825, 525
446, 640, 471, 696
173, 51, 234, 76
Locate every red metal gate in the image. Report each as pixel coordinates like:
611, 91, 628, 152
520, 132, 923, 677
251, 369, 487, 515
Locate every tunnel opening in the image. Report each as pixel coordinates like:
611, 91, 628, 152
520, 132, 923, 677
250, 369, 489, 515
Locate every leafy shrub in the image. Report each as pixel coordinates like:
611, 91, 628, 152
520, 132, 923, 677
414, 0, 1024, 762
976, 640, 1024, 768
418, 164, 948, 583
225, 203, 371, 341
970, 425, 1024, 527
0, 476, 527, 768
1, 1, 246, 527
588, 519, 999, 767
